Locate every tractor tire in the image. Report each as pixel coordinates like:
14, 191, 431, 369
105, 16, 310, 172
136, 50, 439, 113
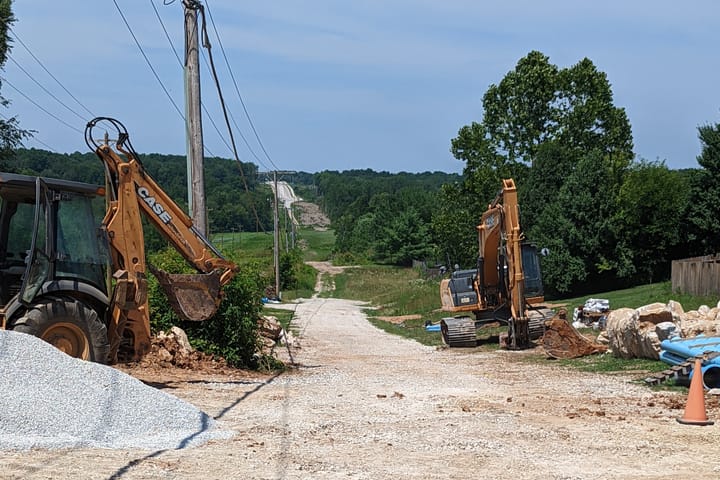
11, 297, 109, 364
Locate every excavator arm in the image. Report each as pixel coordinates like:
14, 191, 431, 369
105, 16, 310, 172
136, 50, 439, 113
85, 117, 238, 361
493, 179, 529, 348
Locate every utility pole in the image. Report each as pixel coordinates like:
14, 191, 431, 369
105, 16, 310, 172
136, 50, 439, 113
273, 170, 280, 300
183, 0, 207, 235
266, 170, 296, 300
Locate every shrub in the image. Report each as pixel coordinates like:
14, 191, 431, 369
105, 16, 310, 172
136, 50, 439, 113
148, 248, 268, 368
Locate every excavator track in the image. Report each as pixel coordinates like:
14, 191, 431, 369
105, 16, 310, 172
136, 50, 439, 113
441, 313, 548, 348
643, 351, 720, 386
440, 317, 477, 347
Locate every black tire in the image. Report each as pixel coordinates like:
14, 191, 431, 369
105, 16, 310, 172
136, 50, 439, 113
11, 297, 110, 364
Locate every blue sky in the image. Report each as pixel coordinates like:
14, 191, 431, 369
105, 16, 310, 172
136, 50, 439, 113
4, 1, 719, 173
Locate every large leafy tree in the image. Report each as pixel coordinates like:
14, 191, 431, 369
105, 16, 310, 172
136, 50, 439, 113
445, 50, 635, 294
0, 1, 31, 167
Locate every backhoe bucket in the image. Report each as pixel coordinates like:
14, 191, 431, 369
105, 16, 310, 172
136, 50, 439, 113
149, 265, 222, 322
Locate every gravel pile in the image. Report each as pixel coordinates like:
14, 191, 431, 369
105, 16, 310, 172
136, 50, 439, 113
0, 329, 233, 451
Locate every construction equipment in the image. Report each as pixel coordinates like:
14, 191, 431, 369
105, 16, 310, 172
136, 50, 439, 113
439, 179, 554, 349
0, 117, 237, 363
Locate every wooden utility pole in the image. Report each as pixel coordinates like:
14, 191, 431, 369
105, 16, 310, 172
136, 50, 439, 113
266, 170, 296, 300
184, 0, 207, 235
273, 171, 280, 299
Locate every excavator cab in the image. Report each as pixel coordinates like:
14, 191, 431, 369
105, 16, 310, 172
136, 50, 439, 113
520, 243, 544, 300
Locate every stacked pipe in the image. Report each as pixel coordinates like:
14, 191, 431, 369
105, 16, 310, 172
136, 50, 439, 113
659, 336, 720, 389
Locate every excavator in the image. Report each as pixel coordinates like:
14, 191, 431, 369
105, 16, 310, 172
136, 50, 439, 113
439, 179, 554, 350
0, 117, 237, 363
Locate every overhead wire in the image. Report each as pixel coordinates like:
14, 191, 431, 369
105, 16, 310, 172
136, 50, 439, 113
192, 0, 263, 231
7, 56, 87, 123
8, 27, 96, 119
1, 77, 83, 134
153, 0, 270, 170
112, 0, 186, 121
150, 0, 257, 163
153, 0, 264, 230
204, 0, 279, 171
150, 0, 230, 159
200, 48, 270, 170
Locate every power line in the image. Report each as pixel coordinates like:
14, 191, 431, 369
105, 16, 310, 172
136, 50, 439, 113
7, 56, 88, 123
199, 47, 269, 170
1, 77, 83, 134
112, 0, 185, 121
194, 1, 263, 231
151, 0, 253, 161
204, 0, 279, 171
8, 27, 96, 119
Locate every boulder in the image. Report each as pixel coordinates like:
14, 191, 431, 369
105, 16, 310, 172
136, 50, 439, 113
605, 308, 662, 360
636, 303, 673, 324
655, 321, 679, 342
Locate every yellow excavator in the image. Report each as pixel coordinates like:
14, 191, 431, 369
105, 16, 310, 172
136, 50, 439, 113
0, 117, 237, 363
439, 179, 554, 349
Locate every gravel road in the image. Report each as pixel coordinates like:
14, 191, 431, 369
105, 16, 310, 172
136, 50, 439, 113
2, 289, 720, 479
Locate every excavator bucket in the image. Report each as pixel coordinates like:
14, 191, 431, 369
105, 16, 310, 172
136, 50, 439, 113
149, 264, 222, 322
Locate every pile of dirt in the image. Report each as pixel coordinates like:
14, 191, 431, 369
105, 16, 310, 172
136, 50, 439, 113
376, 314, 422, 325
542, 316, 608, 359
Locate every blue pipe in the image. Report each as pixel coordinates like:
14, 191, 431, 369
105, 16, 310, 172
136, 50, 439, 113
660, 336, 720, 364
659, 350, 688, 366
689, 364, 720, 389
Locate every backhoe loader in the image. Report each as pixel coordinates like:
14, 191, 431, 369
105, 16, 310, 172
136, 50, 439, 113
0, 117, 237, 363
439, 179, 554, 349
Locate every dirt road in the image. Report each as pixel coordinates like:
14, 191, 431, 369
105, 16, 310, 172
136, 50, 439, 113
3, 290, 720, 478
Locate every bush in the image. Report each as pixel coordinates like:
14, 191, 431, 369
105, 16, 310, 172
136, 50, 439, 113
279, 248, 301, 289
148, 248, 268, 369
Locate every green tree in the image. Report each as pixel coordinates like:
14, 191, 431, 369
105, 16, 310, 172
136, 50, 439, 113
374, 208, 433, 266
0, 1, 31, 168
614, 160, 689, 282
686, 122, 720, 256
431, 182, 480, 269
445, 50, 634, 294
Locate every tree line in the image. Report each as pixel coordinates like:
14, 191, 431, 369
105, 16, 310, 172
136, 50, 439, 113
8, 148, 274, 237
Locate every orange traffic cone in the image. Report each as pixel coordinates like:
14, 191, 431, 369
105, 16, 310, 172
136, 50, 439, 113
677, 359, 714, 425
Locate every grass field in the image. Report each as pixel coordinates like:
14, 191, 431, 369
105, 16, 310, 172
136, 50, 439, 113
296, 227, 335, 262
554, 281, 718, 313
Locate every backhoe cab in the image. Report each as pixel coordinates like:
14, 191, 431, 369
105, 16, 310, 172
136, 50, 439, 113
0, 117, 237, 363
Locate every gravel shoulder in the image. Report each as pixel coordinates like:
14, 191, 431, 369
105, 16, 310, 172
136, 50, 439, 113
3, 284, 720, 479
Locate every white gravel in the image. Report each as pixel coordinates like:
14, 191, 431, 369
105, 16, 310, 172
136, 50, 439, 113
0, 329, 233, 451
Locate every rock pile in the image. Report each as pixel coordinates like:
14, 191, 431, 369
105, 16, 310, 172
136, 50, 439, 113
598, 300, 720, 360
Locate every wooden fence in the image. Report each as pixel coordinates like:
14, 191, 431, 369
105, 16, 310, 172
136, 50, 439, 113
671, 254, 720, 296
